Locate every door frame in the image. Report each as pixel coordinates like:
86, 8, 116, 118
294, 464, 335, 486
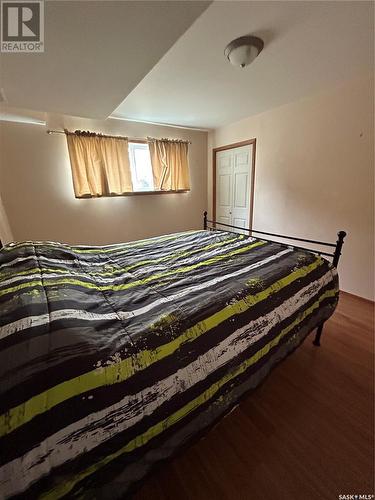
212, 138, 256, 230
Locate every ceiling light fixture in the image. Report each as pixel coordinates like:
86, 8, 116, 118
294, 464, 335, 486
224, 35, 264, 68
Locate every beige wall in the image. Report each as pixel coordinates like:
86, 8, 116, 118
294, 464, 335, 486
0, 117, 207, 245
1, 76, 373, 299
208, 75, 374, 301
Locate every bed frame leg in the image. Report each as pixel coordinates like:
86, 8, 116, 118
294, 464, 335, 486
313, 323, 324, 346
312, 231, 346, 347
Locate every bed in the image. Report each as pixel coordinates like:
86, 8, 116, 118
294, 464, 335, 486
0, 214, 346, 499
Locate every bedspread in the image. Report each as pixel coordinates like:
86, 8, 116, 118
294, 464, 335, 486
0, 230, 339, 498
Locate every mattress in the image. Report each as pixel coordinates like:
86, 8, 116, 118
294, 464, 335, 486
0, 229, 339, 499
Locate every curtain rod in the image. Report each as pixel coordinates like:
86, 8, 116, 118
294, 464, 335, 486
46, 129, 65, 135
46, 129, 145, 142
46, 129, 191, 144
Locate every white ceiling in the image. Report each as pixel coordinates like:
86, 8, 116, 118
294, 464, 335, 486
0, 1, 210, 119
113, 1, 374, 129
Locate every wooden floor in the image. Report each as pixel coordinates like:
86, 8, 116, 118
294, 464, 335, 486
134, 292, 374, 500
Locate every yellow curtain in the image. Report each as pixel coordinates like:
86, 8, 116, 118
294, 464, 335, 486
65, 131, 133, 197
148, 139, 190, 191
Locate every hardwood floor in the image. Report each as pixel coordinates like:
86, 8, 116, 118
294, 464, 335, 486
134, 292, 374, 500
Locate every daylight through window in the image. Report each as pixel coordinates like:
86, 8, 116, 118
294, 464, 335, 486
128, 142, 154, 192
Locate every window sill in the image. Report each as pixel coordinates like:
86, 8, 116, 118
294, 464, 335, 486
76, 190, 190, 199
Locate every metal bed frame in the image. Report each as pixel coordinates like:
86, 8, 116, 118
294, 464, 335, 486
203, 211, 346, 346
0, 217, 346, 345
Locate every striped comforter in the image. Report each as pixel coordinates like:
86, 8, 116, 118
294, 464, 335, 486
0, 230, 339, 499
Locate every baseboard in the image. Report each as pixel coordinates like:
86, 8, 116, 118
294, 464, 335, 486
340, 290, 375, 305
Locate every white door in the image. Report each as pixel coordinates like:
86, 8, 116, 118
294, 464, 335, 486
215, 144, 253, 232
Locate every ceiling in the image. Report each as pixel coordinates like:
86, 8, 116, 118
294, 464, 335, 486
0, 1, 373, 129
0, 1, 210, 119
113, 1, 374, 129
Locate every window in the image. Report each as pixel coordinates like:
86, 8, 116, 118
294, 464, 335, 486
65, 130, 190, 198
128, 142, 154, 192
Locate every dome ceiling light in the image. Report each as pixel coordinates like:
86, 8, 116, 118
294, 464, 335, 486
224, 35, 264, 68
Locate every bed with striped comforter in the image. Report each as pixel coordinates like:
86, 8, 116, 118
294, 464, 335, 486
0, 229, 339, 499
